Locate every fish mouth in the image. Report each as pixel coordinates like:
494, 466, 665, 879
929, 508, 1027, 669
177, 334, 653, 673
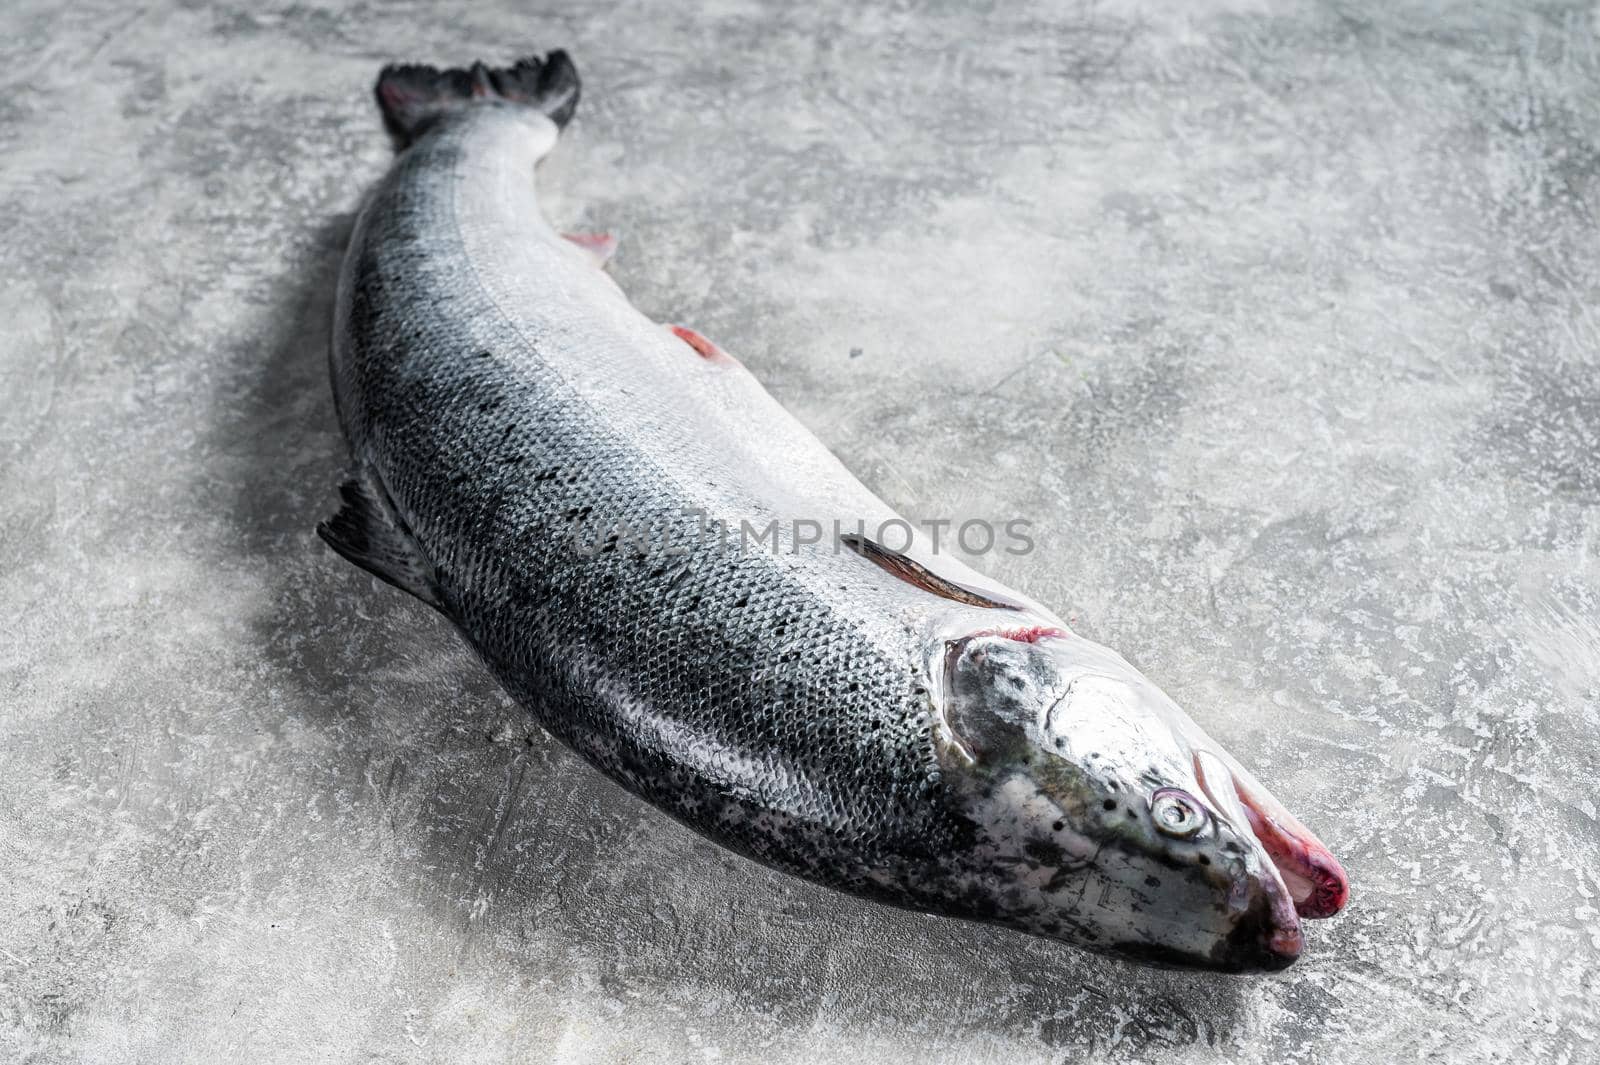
1193, 751, 1350, 921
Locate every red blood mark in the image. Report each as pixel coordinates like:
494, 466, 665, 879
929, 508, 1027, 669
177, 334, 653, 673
969, 625, 1068, 644
1267, 924, 1304, 962
1306, 867, 1350, 918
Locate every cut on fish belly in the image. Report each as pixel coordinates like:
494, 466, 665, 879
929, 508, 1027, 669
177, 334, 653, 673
318, 49, 1349, 973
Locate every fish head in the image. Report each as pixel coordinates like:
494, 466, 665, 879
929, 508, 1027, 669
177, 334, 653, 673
928, 626, 1347, 972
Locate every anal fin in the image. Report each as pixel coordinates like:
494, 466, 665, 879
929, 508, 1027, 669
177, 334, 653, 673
317, 469, 444, 611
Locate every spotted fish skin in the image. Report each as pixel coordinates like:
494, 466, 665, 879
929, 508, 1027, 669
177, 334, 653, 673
321, 52, 1343, 972
332, 55, 976, 897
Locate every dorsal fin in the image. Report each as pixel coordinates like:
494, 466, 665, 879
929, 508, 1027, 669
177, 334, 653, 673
840, 534, 1019, 610
317, 468, 444, 611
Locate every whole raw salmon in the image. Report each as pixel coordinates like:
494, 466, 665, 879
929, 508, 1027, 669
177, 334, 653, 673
321, 50, 1348, 972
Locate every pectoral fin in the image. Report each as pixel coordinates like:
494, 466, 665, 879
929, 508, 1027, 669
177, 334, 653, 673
841, 534, 1019, 610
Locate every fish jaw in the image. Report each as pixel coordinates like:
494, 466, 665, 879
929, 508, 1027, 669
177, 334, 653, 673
1230, 771, 1349, 918
1187, 744, 1349, 920
906, 762, 1306, 972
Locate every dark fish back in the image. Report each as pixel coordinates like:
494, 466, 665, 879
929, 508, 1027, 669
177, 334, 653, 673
331, 119, 961, 889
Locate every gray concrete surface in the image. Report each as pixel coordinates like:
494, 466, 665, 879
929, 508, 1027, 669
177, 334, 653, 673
2, 1, 1597, 1061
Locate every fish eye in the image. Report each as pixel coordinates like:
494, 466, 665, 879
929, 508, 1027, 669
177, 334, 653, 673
1150, 788, 1209, 839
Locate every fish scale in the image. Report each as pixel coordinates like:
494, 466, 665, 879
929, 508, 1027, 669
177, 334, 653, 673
321, 51, 1348, 972
334, 102, 966, 889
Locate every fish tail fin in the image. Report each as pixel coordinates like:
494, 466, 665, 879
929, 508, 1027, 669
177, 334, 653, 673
375, 50, 580, 148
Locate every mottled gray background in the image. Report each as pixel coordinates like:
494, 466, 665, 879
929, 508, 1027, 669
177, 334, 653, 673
2, 0, 1596, 1062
